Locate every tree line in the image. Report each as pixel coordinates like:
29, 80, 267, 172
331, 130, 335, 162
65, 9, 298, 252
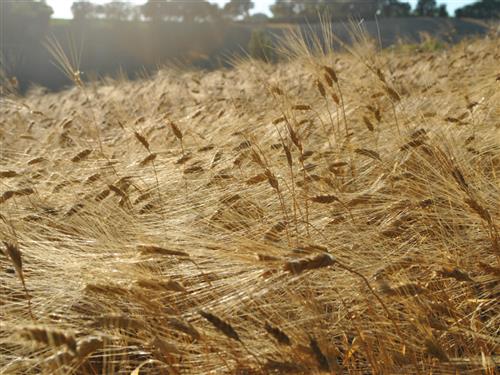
69, 0, 499, 22
71, 0, 253, 22
0, 1, 497, 32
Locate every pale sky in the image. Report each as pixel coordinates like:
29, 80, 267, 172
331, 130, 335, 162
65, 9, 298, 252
46, 0, 477, 19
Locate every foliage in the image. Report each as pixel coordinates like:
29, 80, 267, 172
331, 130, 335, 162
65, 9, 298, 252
72, 1, 135, 21
271, 0, 380, 21
270, 0, 413, 21
248, 13, 270, 23
100, 2, 133, 21
0, 0, 53, 87
270, 0, 297, 18
140, 0, 219, 22
65, 0, 500, 23
380, 0, 412, 17
2, 0, 53, 40
414, 0, 438, 16
455, 0, 500, 18
71, 1, 97, 20
413, 0, 450, 17
438, 4, 449, 17
223, 0, 254, 20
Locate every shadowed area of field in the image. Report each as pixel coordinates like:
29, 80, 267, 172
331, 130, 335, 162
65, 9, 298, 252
2, 17, 492, 94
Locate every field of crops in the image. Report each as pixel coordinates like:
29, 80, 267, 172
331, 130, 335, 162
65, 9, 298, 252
1, 25, 499, 374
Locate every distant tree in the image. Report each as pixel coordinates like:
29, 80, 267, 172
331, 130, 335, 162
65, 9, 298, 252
71, 1, 96, 20
203, 2, 222, 21
455, 0, 500, 18
101, 2, 132, 21
248, 12, 269, 23
1, 0, 53, 89
141, 0, 217, 22
223, 0, 254, 20
348, 0, 381, 19
141, 0, 170, 22
380, 0, 411, 17
181, 0, 220, 22
299, 0, 320, 18
130, 5, 143, 21
314, 0, 381, 18
438, 3, 448, 17
4, 1, 53, 39
271, 0, 385, 20
270, 0, 296, 18
414, 0, 438, 16
270, 0, 325, 19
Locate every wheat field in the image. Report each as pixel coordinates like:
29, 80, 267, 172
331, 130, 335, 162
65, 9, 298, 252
1, 25, 499, 374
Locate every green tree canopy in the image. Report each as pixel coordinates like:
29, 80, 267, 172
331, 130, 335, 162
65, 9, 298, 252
1, 0, 53, 90
141, 0, 218, 22
270, 0, 297, 18
455, 0, 500, 18
224, 0, 254, 19
437, 4, 448, 17
101, 2, 133, 21
248, 12, 269, 23
270, 0, 388, 20
141, 0, 173, 22
414, 0, 438, 16
380, 0, 412, 17
181, 0, 220, 22
3, 0, 53, 38
71, 1, 96, 20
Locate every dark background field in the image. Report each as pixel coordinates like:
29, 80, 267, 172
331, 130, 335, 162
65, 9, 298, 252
1, 0, 497, 94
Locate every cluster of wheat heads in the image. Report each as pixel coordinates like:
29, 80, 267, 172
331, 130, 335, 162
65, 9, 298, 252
0, 25, 499, 374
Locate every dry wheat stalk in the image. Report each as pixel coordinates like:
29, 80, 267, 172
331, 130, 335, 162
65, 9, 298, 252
139, 153, 157, 166
309, 337, 330, 371
0, 170, 19, 178
264, 322, 291, 346
284, 253, 336, 274
71, 149, 92, 162
135, 278, 186, 292
310, 195, 340, 204
168, 318, 200, 340
246, 173, 268, 185
137, 245, 189, 257
199, 310, 240, 341
134, 131, 150, 151
354, 148, 381, 161
92, 315, 146, 331
2, 242, 34, 319
20, 327, 77, 353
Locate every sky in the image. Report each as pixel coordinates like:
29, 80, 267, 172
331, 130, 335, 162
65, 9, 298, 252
46, 0, 477, 19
